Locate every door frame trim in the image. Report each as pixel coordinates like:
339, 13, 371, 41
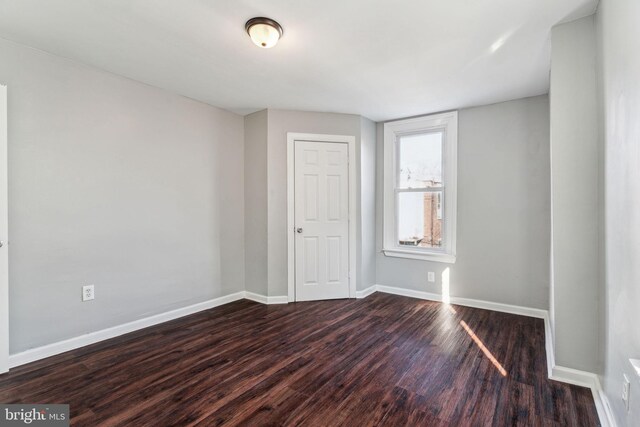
287, 133, 357, 302
1, 84, 8, 373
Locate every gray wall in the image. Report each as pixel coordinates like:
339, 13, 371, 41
243, 109, 372, 297
376, 96, 550, 310
244, 110, 268, 296
597, 0, 640, 423
266, 110, 361, 297
0, 38, 245, 353
359, 117, 376, 291
549, 16, 602, 374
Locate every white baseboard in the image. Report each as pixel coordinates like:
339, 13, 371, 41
355, 285, 377, 299
595, 388, 617, 427
244, 292, 268, 304
375, 284, 442, 304
9, 291, 247, 369
447, 295, 547, 319
366, 283, 614, 426
244, 292, 288, 305
6, 283, 617, 427
543, 312, 556, 378
266, 295, 289, 304
543, 319, 614, 426
374, 284, 547, 319
550, 365, 601, 389
550, 366, 615, 427
8, 290, 291, 370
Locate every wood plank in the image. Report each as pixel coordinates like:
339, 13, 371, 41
0, 294, 600, 426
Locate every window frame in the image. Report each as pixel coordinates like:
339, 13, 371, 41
383, 111, 458, 263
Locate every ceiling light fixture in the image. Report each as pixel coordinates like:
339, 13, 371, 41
245, 17, 283, 49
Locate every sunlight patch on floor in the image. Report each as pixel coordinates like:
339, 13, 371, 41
460, 320, 508, 377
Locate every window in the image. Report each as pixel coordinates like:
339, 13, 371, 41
383, 111, 457, 263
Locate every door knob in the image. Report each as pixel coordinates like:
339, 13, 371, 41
296, 228, 303, 234
0, 241, 3, 248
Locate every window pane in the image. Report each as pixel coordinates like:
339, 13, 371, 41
398, 132, 442, 188
397, 191, 443, 248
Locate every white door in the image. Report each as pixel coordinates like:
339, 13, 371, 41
0, 85, 8, 373
294, 141, 350, 301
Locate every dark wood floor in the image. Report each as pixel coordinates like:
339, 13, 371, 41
0, 293, 599, 426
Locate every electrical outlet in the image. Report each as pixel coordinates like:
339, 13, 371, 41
622, 374, 630, 411
428, 272, 435, 283
82, 285, 95, 302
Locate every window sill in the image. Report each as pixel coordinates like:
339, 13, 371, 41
382, 248, 456, 263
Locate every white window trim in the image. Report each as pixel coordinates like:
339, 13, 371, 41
383, 111, 458, 263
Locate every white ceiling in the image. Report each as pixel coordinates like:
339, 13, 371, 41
0, 0, 597, 121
